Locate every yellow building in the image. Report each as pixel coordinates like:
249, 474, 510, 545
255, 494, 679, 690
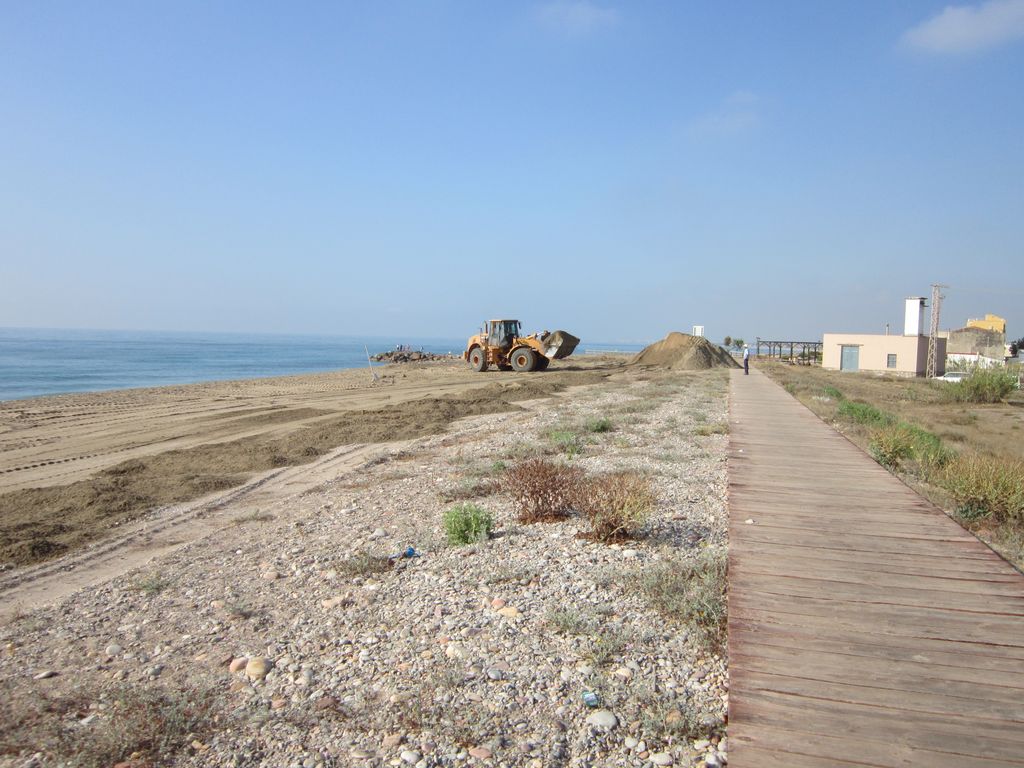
966, 313, 1006, 334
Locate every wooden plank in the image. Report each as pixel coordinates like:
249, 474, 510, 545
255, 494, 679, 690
730, 620, 1024, 673
729, 555, 1024, 594
730, 723, 1024, 768
728, 570, 1024, 613
729, 539, 1020, 578
727, 369, 1024, 767
731, 689, 1024, 758
730, 643, 1024, 697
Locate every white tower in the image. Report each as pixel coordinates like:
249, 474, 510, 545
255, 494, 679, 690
904, 297, 927, 336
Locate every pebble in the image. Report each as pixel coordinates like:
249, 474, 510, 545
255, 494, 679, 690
585, 709, 617, 729
650, 753, 674, 766
244, 657, 271, 680
705, 755, 723, 768
104, 644, 123, 657
0, 368, 731, 768
33, 671, 57, 680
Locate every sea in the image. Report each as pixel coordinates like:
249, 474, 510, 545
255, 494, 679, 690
0, 328, 643, 402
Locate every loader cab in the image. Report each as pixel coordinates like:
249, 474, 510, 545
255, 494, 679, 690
487, 320, 521, 349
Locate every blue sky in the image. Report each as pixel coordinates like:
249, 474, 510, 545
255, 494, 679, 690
2, 1, 1022, 344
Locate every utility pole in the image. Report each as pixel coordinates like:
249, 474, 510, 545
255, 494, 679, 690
926, 283, 947, 378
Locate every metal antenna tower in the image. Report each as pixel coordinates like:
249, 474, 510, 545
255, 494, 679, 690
926, 283, 947, 378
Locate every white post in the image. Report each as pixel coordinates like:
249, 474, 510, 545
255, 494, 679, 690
365, 345, 379, 382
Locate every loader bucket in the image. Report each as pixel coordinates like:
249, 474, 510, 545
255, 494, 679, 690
541, 330, 580, 360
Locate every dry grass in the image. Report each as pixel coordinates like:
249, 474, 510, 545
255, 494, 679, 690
633, 548, 727, 651
502, 459, 584, 523
0, 684, 222, 767
943, 454, 1024, 525
337, 550, 393, 577
572, 472, 656, 542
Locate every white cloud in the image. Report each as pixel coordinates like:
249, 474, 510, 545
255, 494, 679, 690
536, 1, 618, 36
903, 0, 1024, 53
688, 91, 761, 138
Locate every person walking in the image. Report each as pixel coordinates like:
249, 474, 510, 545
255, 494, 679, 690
743, 344, 750, 375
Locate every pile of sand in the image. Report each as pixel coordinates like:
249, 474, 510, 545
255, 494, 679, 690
630, 332, 740, 371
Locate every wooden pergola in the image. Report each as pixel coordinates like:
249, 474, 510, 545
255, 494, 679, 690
755, 338, 823, 364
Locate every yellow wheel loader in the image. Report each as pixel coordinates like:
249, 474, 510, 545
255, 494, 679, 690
463, 320, 579, 373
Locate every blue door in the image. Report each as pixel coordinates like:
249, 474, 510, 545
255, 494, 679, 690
840, 345, 860, 371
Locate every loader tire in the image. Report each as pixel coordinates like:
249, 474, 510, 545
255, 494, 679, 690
469, 347, 488, 372
510, 347, 536, 372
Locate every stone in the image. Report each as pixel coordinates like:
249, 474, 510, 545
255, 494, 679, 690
105, 644, 123, 657
370, 527, 387, 539
705, 755, 723, 768
229, 657, 248, 673
585, 709, 617, 729
382, 733, 403, 748
650, 753, 673, 766
624, 737, 639, 750
315, 696, 338, 711
245, 657, 271, 680
400, 750, 421, 764
33, 670, 57, 680
468, 746, 492, 759
665, 709, 684, 725
613, 667, 633, 680
261, 570, 280, 581
693, 739, 711, 750
445, 643, 468, 659
496, 605, 520, 619
490, 598, 506, 609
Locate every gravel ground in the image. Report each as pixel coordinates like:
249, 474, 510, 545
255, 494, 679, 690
0, 368, 731, 768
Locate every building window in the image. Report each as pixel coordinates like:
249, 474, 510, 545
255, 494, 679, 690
887, 353, 897, 369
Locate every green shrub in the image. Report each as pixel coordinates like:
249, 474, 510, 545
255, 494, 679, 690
868, 422, 950, 476
584, 417, 614, 433
945, 368, 1017, 404
572, 472, 656, 541
547, 428, 585, 459
442, 503, 493, 545
868, 424, 914, 468
822, 385, 844, 400
502, 458, 584, 523
836, 400, 894, 428
941, 454, 1024, 525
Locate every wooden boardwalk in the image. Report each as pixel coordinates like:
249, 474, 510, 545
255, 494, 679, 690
727, 369, 1024, 768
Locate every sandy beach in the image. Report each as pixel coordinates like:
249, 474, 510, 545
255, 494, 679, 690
0, 356, 732, 768
0, 359, 613, 571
